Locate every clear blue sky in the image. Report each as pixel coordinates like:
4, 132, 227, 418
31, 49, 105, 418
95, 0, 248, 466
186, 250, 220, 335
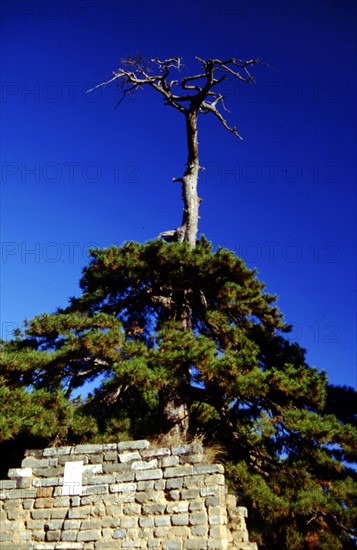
1, 0, 356, 389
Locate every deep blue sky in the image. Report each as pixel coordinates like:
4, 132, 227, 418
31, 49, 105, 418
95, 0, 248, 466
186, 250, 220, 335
1, 0, 356, 389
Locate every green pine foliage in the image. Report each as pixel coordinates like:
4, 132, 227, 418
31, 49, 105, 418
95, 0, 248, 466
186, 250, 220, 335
0, 238, 356, 549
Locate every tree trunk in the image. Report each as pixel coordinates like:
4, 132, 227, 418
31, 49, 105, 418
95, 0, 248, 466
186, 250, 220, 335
161, 386, 190, 438
178, 110, 200, 248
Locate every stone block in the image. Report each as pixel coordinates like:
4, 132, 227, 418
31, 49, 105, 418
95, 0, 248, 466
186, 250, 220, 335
166, 501, 189, 514
154, 515, 171, 526
142, 447, 171, 458
33, 477, 60, 487
34, 497, 54, 508
139, 516, 154, 528
131, 459, 158, 470
135, 468, 163, 481
21, 458, 51, 468
118, 440, 149, 452
189, 511, 208, 525
191, 524, 209, 536
23, 498, 35, 509
142, 503, 166, 515
8, 468, 32, 478
31, 509, 52, 519
46, 530, 61, 541
102, 463, 132, 475
51, 508, 68, 519
189, 499, 205, 512
204, 474, 225, 486
166, 478, 183, 490
181, 488, 199, 500
119, 451, 141, 463
193, 464, 224, 475
77, 529, 101, 541
123, 503, 141, 515
53, 496, 70, 508
161, 455, 179, 468
103, 451, 118, 461
112, 528, 126, 539
68, 506, 92, 519
43, 446, 72, 457
171, 513, 189, 526
46, 519, 64, 530
163, 466, 193, 478
83, 474, 114, 485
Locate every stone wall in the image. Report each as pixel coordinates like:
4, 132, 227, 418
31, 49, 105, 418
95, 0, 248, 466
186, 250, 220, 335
0, 440, 257, 549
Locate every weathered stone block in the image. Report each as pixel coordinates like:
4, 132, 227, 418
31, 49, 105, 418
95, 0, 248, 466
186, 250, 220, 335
113, 528, 126, 539
68, 506, 92, 519
46, 530, 61, 541
171, 513, 189, 526
191, 524, 209, 536
154, 515, 171, 526
142, 447, 171, 458
161, 455, 179, 468
51, 507, 68, 519
189, 499, 205, 512
131, 459, 158, 470
139, 516, 154, 528
31, 509, 52, 519
193, 464, 224, 475
189, 511, 208, 525
166, 501, 189, 514
142, 503, 166, 515
135, 468, 163, 481
123, 503, 141, 515
103, 451, 118, 461
166, 478, 183, 490
77, 529, 101, 541
119, 451, 141, 463
164, 466, 193, 478
118, 440, 149, 452
181, 488, 199, 500
43, 446, 72, 457
7, 468, 32, 479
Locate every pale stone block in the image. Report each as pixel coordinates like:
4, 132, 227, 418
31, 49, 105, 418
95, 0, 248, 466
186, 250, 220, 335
8, 468, 32, 478
119, 451, 141, 463
131, 459, 158, 470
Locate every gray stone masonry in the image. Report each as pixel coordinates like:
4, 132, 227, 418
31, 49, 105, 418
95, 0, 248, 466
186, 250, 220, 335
0, 440, 258, 549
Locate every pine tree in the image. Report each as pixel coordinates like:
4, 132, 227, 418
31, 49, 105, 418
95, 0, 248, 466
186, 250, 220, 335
1, 56, 356, 549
